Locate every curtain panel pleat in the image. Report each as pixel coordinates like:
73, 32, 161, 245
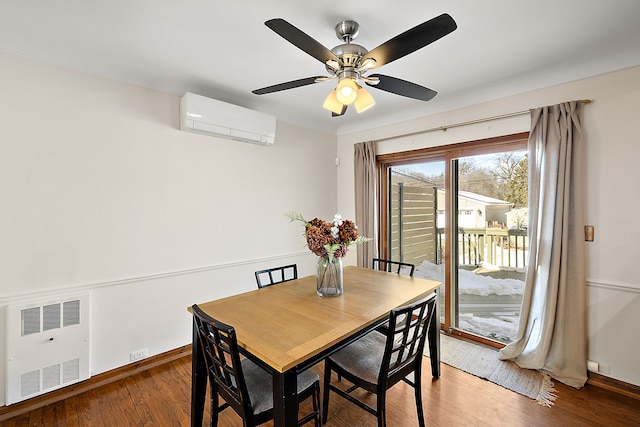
500, 101, 587, 388
354, 141, 378, 267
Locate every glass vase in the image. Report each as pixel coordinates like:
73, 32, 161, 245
316, 257, 343, 297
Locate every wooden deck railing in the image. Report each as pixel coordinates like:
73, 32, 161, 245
437, 227, 528, 269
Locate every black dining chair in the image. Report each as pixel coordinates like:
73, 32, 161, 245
255, 264, 298, 288
371, 258, 417, 335
322, 293, 437, 427
191, 304, 321, 427
372, 258, 416, 277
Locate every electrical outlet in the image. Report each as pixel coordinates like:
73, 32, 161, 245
130, 348, 148, 362
599, 363, 611, 374
587, 360, 599, 372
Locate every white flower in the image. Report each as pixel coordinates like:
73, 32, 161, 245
331, 214, 343, 239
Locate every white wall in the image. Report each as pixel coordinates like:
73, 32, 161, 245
0, 51, 337, 405
338, 66, 640, 387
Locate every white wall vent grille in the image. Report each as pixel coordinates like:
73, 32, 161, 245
6, 294, 90, 405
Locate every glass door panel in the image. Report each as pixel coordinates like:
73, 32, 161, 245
452, 151, 527, 343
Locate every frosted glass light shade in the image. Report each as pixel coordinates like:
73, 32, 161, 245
354, 87, 375, 113
323, 90, 344, 114
336, 78, 358, 104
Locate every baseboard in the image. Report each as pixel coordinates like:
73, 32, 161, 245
0, 345, 192, 422
587, 371, 640, 400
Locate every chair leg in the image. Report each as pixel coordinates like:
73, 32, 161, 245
414, 368, 425, 427
322, 361, 332, 424
297, 380, 322, 427
210, 383, 219, 427
377, 390, 386, 427
313, 380, 322, 427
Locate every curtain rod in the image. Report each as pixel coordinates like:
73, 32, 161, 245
376, 99, 593, 143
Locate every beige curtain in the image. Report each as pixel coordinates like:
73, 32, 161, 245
354, 141, 378, 267
500, 101, 588, 388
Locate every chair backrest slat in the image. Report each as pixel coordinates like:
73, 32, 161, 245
372, 258, 416, 277
379, 293, 436, 383
255, 264, 298, 288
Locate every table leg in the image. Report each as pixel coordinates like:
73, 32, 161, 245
272, 369, 299, 426
191, 316, 207, 427
428, 289, 441, 379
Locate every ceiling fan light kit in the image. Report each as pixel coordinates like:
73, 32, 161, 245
324, 81, 375, 114
252, 13, 457, 117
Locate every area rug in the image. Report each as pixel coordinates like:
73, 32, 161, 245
432, 334, 557, 406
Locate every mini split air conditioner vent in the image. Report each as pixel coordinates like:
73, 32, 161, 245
180, 92, 276, 146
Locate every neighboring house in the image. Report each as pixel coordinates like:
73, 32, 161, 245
506, 207, 528, 229
437, 190, 513, 229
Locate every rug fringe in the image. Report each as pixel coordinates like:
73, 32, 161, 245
536, 372, 557, 407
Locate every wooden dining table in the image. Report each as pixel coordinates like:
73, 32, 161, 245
189, 265, 442, 427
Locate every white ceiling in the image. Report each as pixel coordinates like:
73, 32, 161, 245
2, 1, 640, 135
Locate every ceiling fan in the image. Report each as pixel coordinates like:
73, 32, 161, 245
252, 14, 457, 116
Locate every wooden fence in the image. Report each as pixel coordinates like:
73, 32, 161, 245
389, 183, 439, 266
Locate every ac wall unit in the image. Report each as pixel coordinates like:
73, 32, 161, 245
180, 92, 276, 146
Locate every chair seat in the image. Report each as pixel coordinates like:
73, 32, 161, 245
242, 359, 320, 415
328, 331, 386, 384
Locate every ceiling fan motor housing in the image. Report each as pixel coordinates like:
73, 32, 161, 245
328, 43, 368, 72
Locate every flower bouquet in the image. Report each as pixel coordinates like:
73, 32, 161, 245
287, 212, 370, 296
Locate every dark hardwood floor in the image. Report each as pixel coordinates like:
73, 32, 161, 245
2, 354, 639, 426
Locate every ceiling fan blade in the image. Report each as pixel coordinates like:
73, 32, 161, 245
366, 74, 437, 101
265, 18, 341, 65
252, 76, 325, 95
332, 105, 348, 117
360, 13, 457, 69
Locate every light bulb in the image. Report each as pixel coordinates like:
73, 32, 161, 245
336, 78, 358, 105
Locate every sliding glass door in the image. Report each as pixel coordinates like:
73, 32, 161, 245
379, 133, 528, 346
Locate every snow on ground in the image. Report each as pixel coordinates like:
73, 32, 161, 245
415, 260, 524, 296
415, 260, 525, 343
458, 313, 520, 343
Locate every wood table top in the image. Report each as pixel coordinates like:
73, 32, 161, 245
192, 265, 441, 372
